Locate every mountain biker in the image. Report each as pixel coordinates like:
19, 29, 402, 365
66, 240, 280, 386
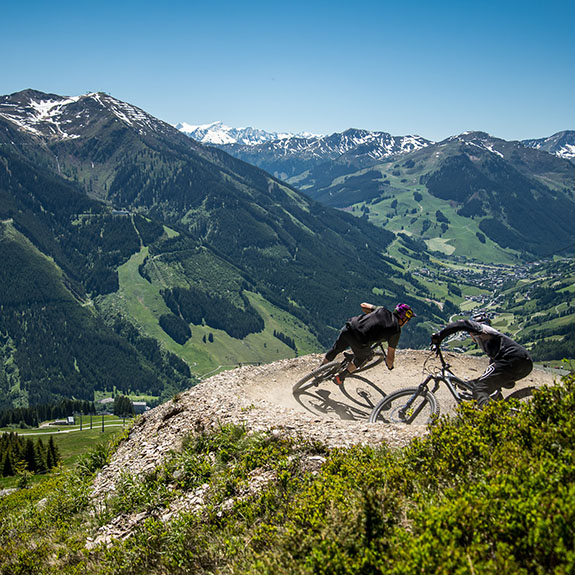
431, 312, 533, 407
322, 302, 416, 385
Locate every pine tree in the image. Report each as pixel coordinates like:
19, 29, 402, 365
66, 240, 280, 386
1, 452, 13, 477
46, 436, 61, 469
35, 439, 48, 474
23, 439, 37, 472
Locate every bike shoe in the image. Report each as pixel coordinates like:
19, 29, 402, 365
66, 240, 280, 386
334, 373, 346, 386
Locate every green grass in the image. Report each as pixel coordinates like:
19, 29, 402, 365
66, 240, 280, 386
99, 245, 323, 378
342, 164, 520, 264
39, 426, 125, 467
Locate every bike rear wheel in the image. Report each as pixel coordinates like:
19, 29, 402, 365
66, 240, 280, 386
292, 361, 342, 393
369, 387, 439, 425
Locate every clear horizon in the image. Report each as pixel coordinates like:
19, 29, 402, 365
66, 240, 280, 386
1, 0, 573, 142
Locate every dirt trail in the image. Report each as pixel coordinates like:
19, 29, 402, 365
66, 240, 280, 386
243, 349, 557, 420
91, 350, 561, 502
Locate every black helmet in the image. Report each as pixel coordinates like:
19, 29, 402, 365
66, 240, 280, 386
471, 311, 491, 325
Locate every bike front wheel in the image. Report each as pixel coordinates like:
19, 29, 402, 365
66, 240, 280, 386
293, 360, 341, 393
369, 387, 439, 425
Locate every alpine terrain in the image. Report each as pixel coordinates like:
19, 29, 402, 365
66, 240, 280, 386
0, 89, 443, 409
183, 124, 575, 261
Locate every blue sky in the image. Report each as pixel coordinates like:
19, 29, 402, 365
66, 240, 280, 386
2, 0, 573, 141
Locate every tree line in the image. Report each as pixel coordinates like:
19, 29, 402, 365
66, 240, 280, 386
0, 432, 62, 478
161, 286, 264, 339
273, 330, 297, 352
0, 399, 95, 428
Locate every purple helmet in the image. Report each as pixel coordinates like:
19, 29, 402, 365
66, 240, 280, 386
395, 303, 416, 321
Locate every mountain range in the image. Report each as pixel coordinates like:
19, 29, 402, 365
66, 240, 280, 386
178, 123, 433, 180
0, 89, 445, 409
1, 89, 574, 411
179, 123, 575, 260
178, 121, 575, 165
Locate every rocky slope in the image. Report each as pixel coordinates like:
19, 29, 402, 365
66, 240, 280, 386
85, 350, 558, 547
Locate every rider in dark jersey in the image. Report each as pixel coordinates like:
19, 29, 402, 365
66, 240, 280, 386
322, 303, 416, 384
431, 312, 533, 407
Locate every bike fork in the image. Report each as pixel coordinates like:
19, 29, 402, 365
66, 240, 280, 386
399, 379, 432, 422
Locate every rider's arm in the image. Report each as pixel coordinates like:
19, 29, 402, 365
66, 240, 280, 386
360, 302, 376, 314
386, 346, 396, 370
432, 319, 484, 343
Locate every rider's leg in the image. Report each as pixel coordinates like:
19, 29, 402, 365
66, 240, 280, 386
472, 362, 511, 407
472, 358, 532, 407
473, 378, 503, 407
322, 326, 353, 364
333, 342, 370, 385
346, 344, 373, 374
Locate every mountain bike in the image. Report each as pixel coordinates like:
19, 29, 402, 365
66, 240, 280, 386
369, 345, 535, 425
292, 342, 388, 420
292, 341, 387, 393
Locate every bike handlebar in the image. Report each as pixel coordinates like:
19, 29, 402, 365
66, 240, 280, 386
430, 343, 449, 369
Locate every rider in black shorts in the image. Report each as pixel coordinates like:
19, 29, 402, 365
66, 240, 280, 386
322, 302, 416, 384
431, 312, 533, 407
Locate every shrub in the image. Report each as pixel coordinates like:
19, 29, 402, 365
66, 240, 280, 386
2, 376, 575, 574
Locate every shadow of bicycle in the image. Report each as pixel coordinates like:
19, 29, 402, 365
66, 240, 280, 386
293, 374, 386, 421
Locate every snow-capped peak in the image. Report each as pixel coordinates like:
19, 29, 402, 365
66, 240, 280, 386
0, 90, 173, 142
176, 122, 433, 163
175, 121, 304, 146
0, 93, 84, 139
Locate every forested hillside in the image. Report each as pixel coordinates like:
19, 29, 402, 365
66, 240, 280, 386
0, 219, 193, 409
0, 90, 451, 410
1, 90, 573, 413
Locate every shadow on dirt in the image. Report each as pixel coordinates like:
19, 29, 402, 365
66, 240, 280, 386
293, 374, 386, 421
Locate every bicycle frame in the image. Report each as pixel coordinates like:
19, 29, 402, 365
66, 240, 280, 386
381, 347, 473, 423
415, 347, 474, 404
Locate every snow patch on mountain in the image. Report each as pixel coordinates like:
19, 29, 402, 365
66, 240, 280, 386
0, 95, 83, 139
522, 131, 575, 161
90, 93, 162, 136
0, 91, 173, 141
